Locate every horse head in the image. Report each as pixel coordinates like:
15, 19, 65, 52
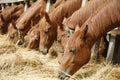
7, 21, 24, 45
58, 25, 91, 79
0, 14, 5, 34
27, 24, 40, 49
39, 12, 57, 55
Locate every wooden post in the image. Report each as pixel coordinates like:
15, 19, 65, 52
81, 0, 88, 7
11, 3, 14, 6
46, 0, 51, 12
24, 0, 29, 12
1, 4, 5, 11
112, 35, 120, 64
106, 27, 120, 64
106, 34, 116, 63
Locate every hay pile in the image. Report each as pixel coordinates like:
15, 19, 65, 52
0, 34, 120, 80
74, 63, 120, 80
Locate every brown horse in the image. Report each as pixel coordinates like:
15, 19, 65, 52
58, 0, 120, 79
7, 0, 46, 45
26, 0, 59, 50
39, 0, 82, 54
27, 24, 40, 49
64, 0, 111, 30
58, 0, 112, 62
0, 4, 24, 34
11, 4, 24, 21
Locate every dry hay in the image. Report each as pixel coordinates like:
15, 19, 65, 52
0, 34, 120, 80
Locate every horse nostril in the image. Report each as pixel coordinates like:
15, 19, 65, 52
58, 61, 61, 64
58, 71, 70, 80
58, 71, 72, 80
10, 36, 14, 39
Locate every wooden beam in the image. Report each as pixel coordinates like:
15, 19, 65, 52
0, 0, 24, 3
112, 35, 120, 64
108, 29, 120, 35
106, 27, 120, 64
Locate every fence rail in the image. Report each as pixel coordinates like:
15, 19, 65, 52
108, 29, 120, 35
0, 0, 24, 3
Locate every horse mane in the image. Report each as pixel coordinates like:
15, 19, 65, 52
1, 5, 17, 22
83, 0, 120, 47
16, 0, 46, 30
48, 0, 64, 13
48, 0, 82, 27
11, 4, 24, 21
65, 0, 111, 30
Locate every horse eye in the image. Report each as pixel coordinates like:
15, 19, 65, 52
35, 38, 39, 41
69, 48, 75, 53
58, 61, 61, 64
10, 35, 14, 39
44, 29, 49, 34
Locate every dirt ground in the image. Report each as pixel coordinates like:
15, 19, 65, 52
0, 34, 120, 80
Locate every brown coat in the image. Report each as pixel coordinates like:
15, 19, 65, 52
0, 4, 24, 34
27, 24, 40, 49
39, 0, 82, 54
64, 0, 112, 30
8, 0, 46, 44
59, 0, 120, 77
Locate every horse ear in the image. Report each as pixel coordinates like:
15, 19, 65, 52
45, 12, 51, 23
75, 25, 80, 32
62, 17, 67, 24
80, 25, 88, 40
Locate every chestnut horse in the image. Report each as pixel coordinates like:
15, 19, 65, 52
7, 0, 46, 45
58, 0, 120, 79
58, 0, 111, 62
26, 0, 58, 49
39, 0, 82, 54
0, 4, 24, 34
27, 24, 40, 49
64, 0, 111, 30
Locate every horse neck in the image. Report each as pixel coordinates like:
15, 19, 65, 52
86, 0, 120, 48
49, 6, 63, 25
1, 5, 17, 21
49, 0, 82, 30
17, 0, 45, 29
67, 0, 108, 30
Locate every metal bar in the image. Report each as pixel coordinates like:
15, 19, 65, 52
0, 0, 24, 3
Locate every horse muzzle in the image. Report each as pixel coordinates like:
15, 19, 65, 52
58, 71, 70, 80
40, 48, 48, 55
